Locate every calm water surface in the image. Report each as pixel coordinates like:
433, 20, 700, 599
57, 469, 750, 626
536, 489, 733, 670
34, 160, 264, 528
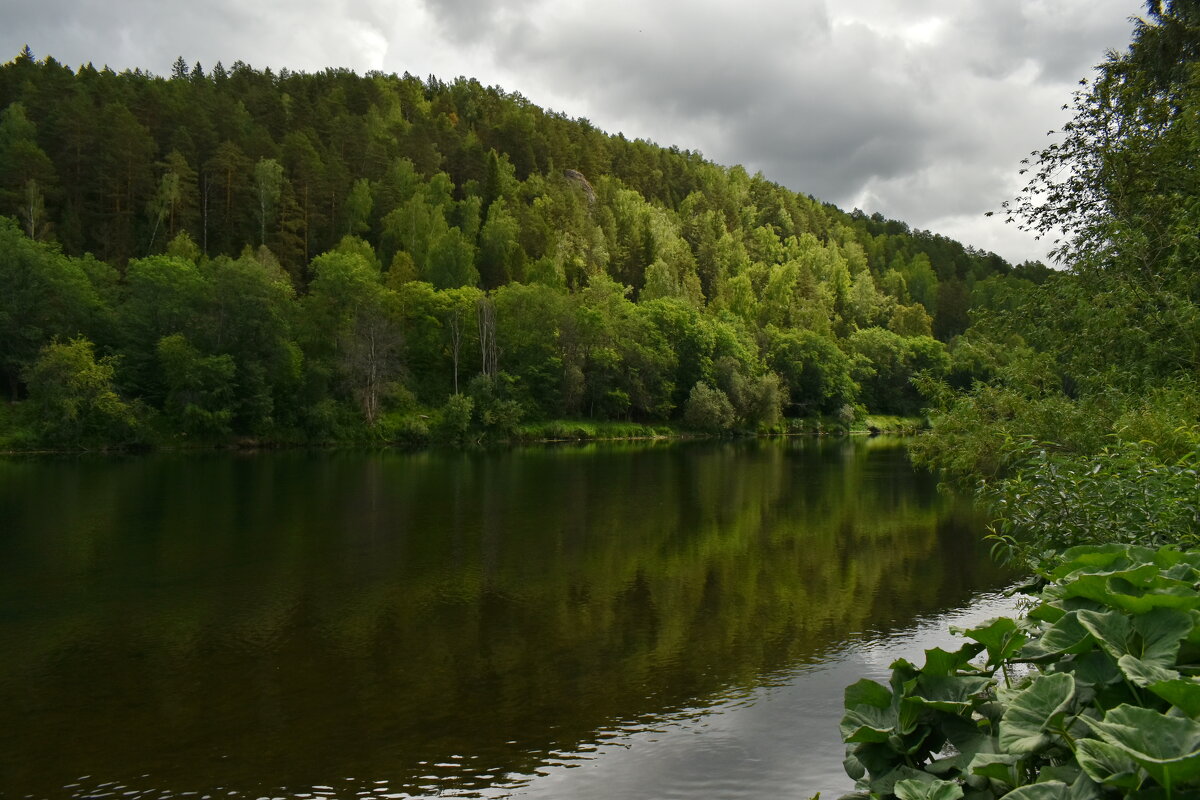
0, 438, 1013, 799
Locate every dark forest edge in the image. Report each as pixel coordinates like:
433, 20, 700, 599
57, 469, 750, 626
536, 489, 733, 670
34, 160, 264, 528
0, 47, 1038, 451
838, 2, 1200, 798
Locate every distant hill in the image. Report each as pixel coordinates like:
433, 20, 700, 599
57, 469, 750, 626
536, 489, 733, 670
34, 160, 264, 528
0, 50, 1048, 446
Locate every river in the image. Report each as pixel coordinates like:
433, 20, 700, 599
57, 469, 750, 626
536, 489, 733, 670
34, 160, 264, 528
0, 437, 1013, 799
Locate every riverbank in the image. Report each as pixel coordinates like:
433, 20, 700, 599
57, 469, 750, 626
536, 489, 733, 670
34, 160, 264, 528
0, 405, 924, 454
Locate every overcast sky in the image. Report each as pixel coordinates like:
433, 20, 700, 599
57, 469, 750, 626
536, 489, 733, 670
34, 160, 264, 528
4, 0, 1146, 264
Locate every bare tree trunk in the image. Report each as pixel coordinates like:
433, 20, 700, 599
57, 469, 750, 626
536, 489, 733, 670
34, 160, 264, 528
303, 183, 310, 264
364, 324, 379, 425
448, 309, 462, 394
201, 172, 210, 254
477, 296, 498, 378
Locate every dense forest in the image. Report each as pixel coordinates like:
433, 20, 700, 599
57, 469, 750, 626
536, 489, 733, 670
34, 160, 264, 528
0, 46, 1038, 448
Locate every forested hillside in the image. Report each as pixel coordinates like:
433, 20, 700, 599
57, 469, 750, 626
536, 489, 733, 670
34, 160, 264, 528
0, 47, 1031, 447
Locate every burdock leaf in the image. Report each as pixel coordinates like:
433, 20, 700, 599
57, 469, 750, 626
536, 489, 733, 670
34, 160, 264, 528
1075, 738, 1140, 791
1149, 678, 1200, 718
1000, 672, 1076, 753
1083, 704, 1200, 787
894, 777, 965, 800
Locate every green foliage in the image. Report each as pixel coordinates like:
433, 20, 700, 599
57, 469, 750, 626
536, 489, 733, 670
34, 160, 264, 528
982, 443, 1200, 567
23, 336, 139, 446
0, 217, 111, 399
435, 393, 475, 443
156, 333, 235, 439
765, 325, 857, 415
841, 544, 1200, 800
847, 328, 949, 416
908, 352, 1113, 483
683, 381, 736, 433
915, 4, 1200, 489
469, 373, 526, 437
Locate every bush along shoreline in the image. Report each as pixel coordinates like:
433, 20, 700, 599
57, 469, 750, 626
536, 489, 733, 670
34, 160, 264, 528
840, 544, 1200, 800
0, 405, 924, 454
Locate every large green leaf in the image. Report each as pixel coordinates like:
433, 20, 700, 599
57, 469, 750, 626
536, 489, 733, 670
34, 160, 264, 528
1000, 672, 1076, 753
1183, 609, 1200, 647
1074, 738, 1141, 791
1119, 654, 1180, 688
888, 724, 936, 756
1162, 559, 1200, 583
843, 751, 866, 782
1068, 650, 1122, 688
867, 764, 933, 796
1060, 570, 1200, 614
1063, 771, 1104, 800
841, 703, 898, 743
967, 752, 1021, 787
1047, 562, 1160, 595
927, 717, 998, 776
1154, 549, 1200, 574
958, 617, 1029, 668
1001, 782, 1069, 800
845, 678, 893, 710
890, 658, 922, 688
909, 674, 994, 713
1050, 544, 1140, 580
851, 740, 908, 780
1021, 612, 1094, 661
1073, 603, 1191, 670
893, 776, 965, 800
1149, 678, 1200, 717
1035, 764, 1080, 785
1131, 608, 1194, 666
1028, 603, 1066, 624
1083, 704, 1200, 788
1075, 610, 1132, 661
924, 645, 986, 676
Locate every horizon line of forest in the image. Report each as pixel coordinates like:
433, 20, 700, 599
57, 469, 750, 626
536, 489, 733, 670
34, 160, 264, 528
0, 47, 1050, 448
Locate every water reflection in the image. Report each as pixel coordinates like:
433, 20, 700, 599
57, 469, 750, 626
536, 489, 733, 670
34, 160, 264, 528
0, 438, 1010, 799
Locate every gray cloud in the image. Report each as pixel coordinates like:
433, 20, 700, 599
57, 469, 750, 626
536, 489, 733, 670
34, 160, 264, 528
6, 0, 394, 74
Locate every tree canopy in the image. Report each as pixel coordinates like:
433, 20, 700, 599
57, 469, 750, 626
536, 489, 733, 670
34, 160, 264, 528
0, 50, 1024, 447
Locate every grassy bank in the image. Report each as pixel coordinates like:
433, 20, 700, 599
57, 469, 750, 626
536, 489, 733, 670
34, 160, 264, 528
0, 403, 926, 454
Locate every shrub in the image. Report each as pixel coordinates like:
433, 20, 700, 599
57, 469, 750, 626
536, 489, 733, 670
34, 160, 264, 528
23, 337, 140, 447
435, 394, 474, 443
982, 443, 1200, 567
377, 412, 431, 447
683, 381, 735, 432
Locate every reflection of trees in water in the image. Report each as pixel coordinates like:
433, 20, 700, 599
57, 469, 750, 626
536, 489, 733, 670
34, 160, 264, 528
0, 440, 1009, 795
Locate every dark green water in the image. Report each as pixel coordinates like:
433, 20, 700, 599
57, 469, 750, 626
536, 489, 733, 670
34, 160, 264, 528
0, 437, 1012, 799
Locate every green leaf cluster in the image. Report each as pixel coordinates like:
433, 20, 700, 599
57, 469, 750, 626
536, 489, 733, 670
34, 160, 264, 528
841, 544, 1200, 800
981, 443, 1200, 566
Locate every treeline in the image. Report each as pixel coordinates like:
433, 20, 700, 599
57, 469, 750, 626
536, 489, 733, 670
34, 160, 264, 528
0, 48, 1034, 447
